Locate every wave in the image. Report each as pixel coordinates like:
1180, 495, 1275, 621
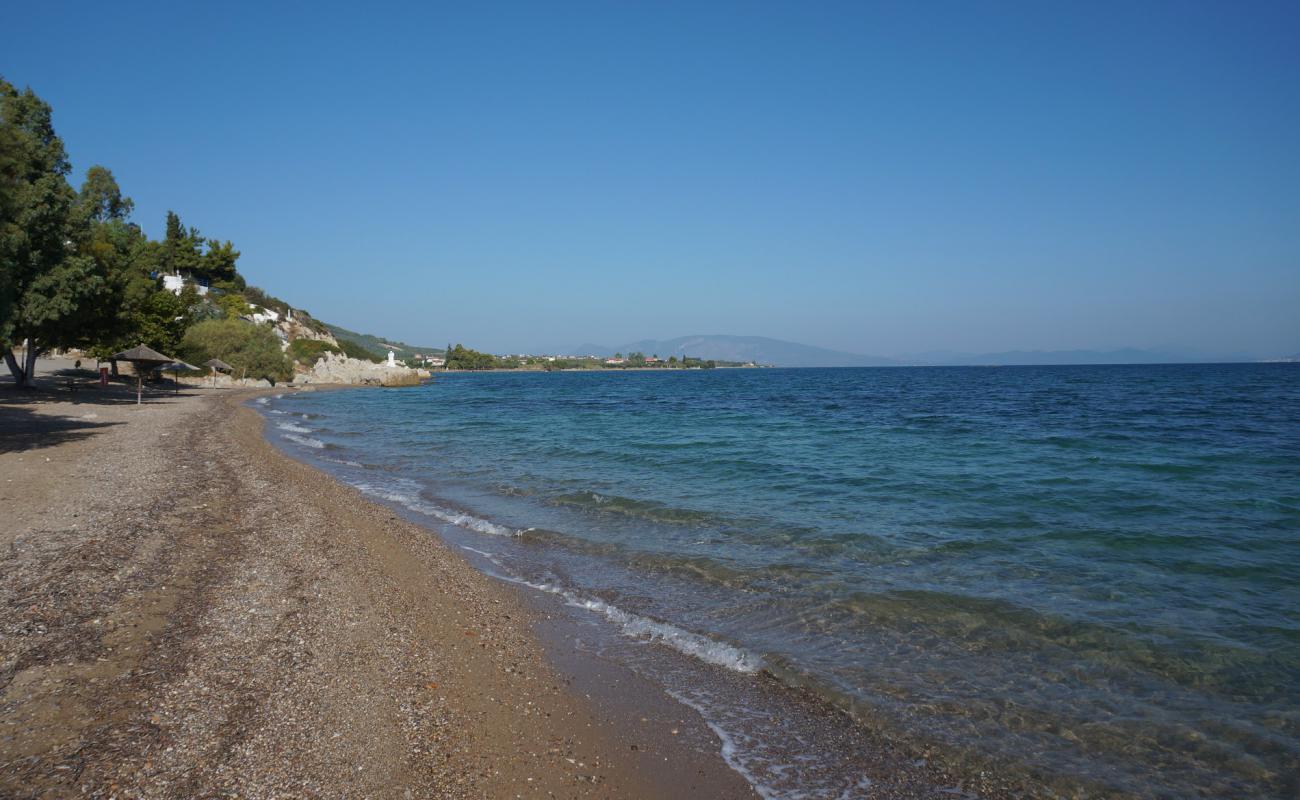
503, 575, 762, 673
351, 482, 517, 537
276, 421, 314, 434
282, 433, 325, 449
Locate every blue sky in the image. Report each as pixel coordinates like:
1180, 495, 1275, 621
6, 1, 1298, 357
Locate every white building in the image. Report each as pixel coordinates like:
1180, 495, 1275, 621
162, 274, 209, 296
248, 307, 280, 325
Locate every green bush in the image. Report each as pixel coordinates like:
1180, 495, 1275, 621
179, 318, 293, 384
336, 337, 384, 362
288, 338, 342, 364
214, 293, 250, 320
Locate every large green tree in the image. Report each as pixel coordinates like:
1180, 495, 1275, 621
72, 165, 157, 362
0, 77, 107, 386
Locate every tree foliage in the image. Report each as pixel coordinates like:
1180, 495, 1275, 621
1, 76, 257, 384
445, 343, 500, 370
0, 76, 107, 384
179, 319, 292, 384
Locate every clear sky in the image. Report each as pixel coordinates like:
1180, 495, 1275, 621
6, 1, 1299, 357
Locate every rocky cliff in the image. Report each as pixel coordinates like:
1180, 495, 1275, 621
292, 351, 424, 387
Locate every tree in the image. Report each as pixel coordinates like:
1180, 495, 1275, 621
201, 239, 240, 284
76, 165, 133, 224
445, 343, 498, 370
158, 210, 204, 276
0, 77, 108, 386
130, 289, 187, 355
73, 166, 161, 362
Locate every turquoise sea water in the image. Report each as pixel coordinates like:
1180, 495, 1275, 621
259, 365, 1300, 798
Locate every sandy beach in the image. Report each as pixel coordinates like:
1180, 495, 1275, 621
0, 373, 755, 798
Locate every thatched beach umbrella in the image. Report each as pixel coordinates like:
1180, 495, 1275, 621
157, 360, 201, 394
205, 358, 233, 388
110, 345, 174, 404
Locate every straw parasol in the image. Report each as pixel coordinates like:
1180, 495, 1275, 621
205, 358, 233, 388
156, 360, 201, 393
110, 345, 174, 404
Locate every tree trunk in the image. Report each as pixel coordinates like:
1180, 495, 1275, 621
3, 348, 25, 386
24, 343, 39, 385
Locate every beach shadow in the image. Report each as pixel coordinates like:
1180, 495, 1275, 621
0, 376, 202, 408
0, 403, 122, 454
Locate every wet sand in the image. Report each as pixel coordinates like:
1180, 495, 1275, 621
0, 378, 754, 798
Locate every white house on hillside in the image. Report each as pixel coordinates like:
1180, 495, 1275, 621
248, 307, 280, 325
162, 274, 209, 296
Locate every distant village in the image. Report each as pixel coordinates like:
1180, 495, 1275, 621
408, 346, 764, 372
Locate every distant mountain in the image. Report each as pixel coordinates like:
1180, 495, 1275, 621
569, 343, 617, 358
569, 335, 897, 367
906, 347, 1246, 366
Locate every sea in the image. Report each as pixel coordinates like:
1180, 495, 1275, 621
256, 364, 1299, 799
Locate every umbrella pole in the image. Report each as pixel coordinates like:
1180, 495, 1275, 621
137, 372, 142, 405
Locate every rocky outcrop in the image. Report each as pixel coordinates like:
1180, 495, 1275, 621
276, 315, 337, 346
292, 351, 422, 387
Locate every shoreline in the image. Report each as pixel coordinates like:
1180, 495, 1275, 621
0, 381, 754, 797
257, 386, 1054, 800
2, 371, 1102, 799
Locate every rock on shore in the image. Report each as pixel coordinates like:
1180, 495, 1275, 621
293, 351, 423, 386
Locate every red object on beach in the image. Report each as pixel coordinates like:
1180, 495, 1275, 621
99, 366, 108, 387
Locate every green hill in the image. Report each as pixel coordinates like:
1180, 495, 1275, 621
323, 323, 444, 361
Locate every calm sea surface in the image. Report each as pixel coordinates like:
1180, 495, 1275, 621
259, 365, 1299, 798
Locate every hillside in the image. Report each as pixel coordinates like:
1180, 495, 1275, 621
323, 323, 445, 361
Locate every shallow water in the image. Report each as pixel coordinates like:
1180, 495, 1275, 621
260, 365, 1300, 798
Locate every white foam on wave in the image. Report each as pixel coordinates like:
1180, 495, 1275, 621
282, 433, 325, 449
458, 544, 504, 567
276, 421, 314, 434
666, 689, 781, 799
504, 576, 762, 674
352, 482, 517, 537
669, 689, 868, 800
255, 397, 269, 405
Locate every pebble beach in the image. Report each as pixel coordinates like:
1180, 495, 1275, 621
0, 378, 754, 798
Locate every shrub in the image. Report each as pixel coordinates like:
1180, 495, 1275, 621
336, 337, 384, 362
179, 319, 293, 383
215, 293, 250, 320
288, 338, 342, 364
